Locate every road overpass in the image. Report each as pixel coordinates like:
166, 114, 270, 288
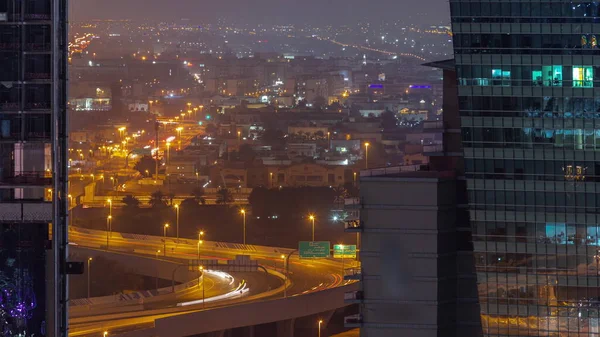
69, 227, 360, 337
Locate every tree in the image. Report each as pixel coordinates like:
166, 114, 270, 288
205, 123, 218, 135
261, 129, 285, 147
238, 143, 257, 163
134, 156, 158, 177
296, 99, 307, 108
180, 198, 200, 209
149, 190, 167, 208
166, 192, 175, 206
381, 110, 398, 130
313, 96, 327, 110
216, 188, 234, 205
191, 187, 206, 204
122, 195, 140, 210
329, 101, 343, 111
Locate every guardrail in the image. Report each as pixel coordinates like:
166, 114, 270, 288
70, 226, 296, 257
360, 164, 426, 177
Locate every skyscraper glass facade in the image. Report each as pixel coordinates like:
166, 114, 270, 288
0, 0, 68, 336
450, 1, 600, 336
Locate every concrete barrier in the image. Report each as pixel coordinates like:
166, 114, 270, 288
69, 246, 198, 316
71, 226, 297, 258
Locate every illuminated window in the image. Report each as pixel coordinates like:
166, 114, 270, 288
532, 70, 543, 86
492, 69, 510, 86
542, 65, 562, 86
573, 66, 593, 88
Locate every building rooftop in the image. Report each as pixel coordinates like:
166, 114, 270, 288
422, 59, 455, 71
360, 165, 456, 179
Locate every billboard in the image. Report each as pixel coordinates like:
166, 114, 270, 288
299, 241, 330, 258
333, 244, 357, 259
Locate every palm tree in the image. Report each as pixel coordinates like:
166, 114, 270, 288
166, 192, 175, 206
149, 190, 167, 208
191, 187, 206, 205
216, 188, 234, 205
122, 195, 140, 209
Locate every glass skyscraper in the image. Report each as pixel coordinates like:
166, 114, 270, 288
450, 1, 600, 336
0, 0, 69, 336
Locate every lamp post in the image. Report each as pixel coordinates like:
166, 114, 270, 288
107, 199, 112, 217
87, 258, 92, 299
176, 127, 183, 150
340, 244, 345, 276
163, 224, 169, 256
166, 141, 171, 164
309, 215, 316, 241
318, 319, 324, 337
103, 331, 108, 337
106, 215, 112, 250
240, 209, 246, 245
199, 266, 205, 308
198, 230, 205, 259
155, 250, 161, 288
269, 172, 273, 188
364, 142, 370, 169
174, 204, 180, 241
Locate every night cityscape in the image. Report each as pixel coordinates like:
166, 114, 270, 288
2, 0, 598, 336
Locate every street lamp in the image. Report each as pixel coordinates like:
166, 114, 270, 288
103, 331, 108, 337
198, 230, 205, 259
197, 240, 203, 259
240, 209, 246, 245
364, 142, 370, 169
176, 127, 183, 150
166, 141, 171, 165
155, 250, 161, 288
107, 199, 112, 217
340, 244, 345, 276
318, 319, 324, 337
106, 216, 112, 250
199, 266, 205, 308
237, 130, 241, 141
309, 215, 316, 242
174, 204, 180, 241
269, 172, 273, 188
163, 224, 169, 256
87, 258, 93, 299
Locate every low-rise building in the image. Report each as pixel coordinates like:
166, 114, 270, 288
287, 143, 317, 158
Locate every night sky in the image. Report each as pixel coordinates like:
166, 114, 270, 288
71, 0, 450, 24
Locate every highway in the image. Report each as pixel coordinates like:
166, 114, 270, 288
69, 228, 356, 336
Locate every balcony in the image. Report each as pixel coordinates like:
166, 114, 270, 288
343, 267, 362, 281
344, 314, 363, 328
0, 201, 52, 222
0, 172, 52, 186
344, 290, 363, 303
423, 143, 444, 154
344, 197, 361, 209
344, 219, 363, 232
25, 102, 51, 110
25, 72, 51, 81
423, 120, 445, 130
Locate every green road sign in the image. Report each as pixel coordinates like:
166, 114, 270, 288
299, 241, 331, 258
333, 244, 357, 259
